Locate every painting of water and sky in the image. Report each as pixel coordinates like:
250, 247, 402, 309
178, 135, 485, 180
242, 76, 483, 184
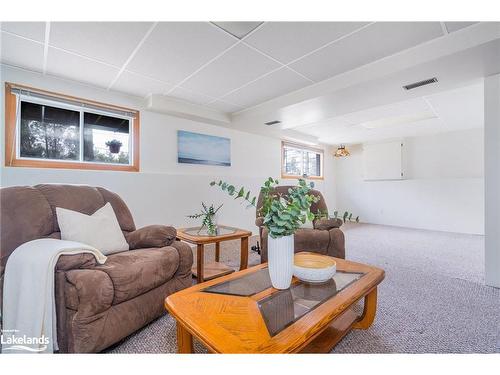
177, 130, 231, 166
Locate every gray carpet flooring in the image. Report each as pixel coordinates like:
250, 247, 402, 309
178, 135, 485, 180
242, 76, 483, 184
107, 223, 500, 354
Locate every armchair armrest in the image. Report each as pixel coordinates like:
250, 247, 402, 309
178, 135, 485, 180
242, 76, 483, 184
170, 240, 194, 278
56, 253, 98, 271
314, 218, 343, 231
64, 269, 114, 316
125, 225, 176, 250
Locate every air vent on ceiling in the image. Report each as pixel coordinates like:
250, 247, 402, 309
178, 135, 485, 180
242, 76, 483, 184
403, 77, 438, 91
265, 120, 281, 126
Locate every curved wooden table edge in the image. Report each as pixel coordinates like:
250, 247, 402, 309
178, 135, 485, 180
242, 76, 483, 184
165, 260, 385, 354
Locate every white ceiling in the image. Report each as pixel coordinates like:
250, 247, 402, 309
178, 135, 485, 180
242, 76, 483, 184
0, 21, 478, 110
294, 81, 484, 144
1, 21, 497, 145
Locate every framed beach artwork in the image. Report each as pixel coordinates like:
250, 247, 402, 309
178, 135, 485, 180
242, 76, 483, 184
177, 130, 231, 166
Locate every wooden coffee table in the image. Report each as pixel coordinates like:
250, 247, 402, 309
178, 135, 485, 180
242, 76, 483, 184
165, 256, 385, 353
176, 225, 252, 283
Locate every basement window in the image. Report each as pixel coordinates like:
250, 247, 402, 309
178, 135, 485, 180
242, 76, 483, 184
281, 141, 324, 180
5, 83, 140, 171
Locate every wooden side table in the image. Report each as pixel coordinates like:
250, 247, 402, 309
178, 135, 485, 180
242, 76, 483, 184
176, 225, 252, 283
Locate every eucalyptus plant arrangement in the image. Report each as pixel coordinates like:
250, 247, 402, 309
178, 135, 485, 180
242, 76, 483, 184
334, 210, 360, 223
315, 208, 360, 223
187, 202, 223, 236
210, 177, 319, 238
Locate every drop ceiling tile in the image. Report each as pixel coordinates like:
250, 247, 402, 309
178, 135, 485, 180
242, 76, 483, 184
112, 70, 173, 98
50, 22, 152, 66
290, 22, 444, 82
181, 43, 281, 98
205, 100, 244, 114
127, 22, 236, 85
0, 22, 46, 42
46, 47, 119, 88
0, 32, 44, 72
245, 22, 369, 64
169, 87, 214, 105
222, 67, 311, 108
444, 22, 478, 33
211, 22, 263, 39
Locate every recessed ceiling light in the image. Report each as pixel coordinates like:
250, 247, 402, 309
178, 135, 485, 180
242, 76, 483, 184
359, 114, 438, 130
211, 22, 264, 39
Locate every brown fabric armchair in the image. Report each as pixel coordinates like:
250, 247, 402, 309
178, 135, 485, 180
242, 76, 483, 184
255, 186, 345, 262
0, 184, 193, 353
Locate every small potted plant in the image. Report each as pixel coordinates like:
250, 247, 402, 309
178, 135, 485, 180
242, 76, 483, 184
187, 202, 223, 236
105, 139, 123, 154
210, 178, 318, 289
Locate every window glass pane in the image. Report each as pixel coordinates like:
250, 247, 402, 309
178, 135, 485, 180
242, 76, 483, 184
283, 143, 322, 177
304, 150, 321, 177
20, 101, 80, 160
83, 112, 130, 164
283, 146, 303, 176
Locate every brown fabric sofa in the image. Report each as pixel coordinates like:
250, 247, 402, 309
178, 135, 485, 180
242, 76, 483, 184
255, 186, 345, 262
0, 184, 193, 353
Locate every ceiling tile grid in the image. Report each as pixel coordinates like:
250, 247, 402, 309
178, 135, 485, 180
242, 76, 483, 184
0, 21, 485, 119
126, 22, 237, 86
180, 42, 281, 98
244, 21, 370, 64
0, 32, 45, 72
220, 67, 311, 108
0, 22, 46, 42
46, 47, 120, 89
444, 22, 479, 33
211, 22, 264, 39
50, 22, 154, 67
289, 22, 445, 82
111, 70, 174, 98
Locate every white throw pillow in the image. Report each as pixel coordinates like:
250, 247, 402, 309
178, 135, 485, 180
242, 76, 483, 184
56, 202, 129, 255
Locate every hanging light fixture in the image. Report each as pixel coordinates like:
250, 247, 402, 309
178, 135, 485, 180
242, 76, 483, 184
334, 144, 350, 157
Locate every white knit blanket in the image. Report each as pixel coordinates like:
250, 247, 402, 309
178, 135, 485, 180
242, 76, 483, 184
1, 239, 107, 353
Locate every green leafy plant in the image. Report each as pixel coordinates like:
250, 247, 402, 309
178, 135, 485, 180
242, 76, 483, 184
187, 202, 223, 236
314, 208, 359, 223
210, 178, 319, 239
333, 210, 360, 223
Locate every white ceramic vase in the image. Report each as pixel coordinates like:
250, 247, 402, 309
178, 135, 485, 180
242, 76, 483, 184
267, 234, 294, 289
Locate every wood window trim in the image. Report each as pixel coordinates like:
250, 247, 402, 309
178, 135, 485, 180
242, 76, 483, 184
281, 140, 324, 180
4, 82, 140, 172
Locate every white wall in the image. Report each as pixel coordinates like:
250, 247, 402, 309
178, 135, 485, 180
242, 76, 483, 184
484, 73, 500, 287
0, 65, 336, 233
335, 129, 484, 234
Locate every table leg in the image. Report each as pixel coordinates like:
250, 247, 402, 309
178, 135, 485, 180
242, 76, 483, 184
353, 287, 378, 330
176, 322, 193, 353
215, 242, 220, 262
197, 244, 204, 283
240, 236, 249, 270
